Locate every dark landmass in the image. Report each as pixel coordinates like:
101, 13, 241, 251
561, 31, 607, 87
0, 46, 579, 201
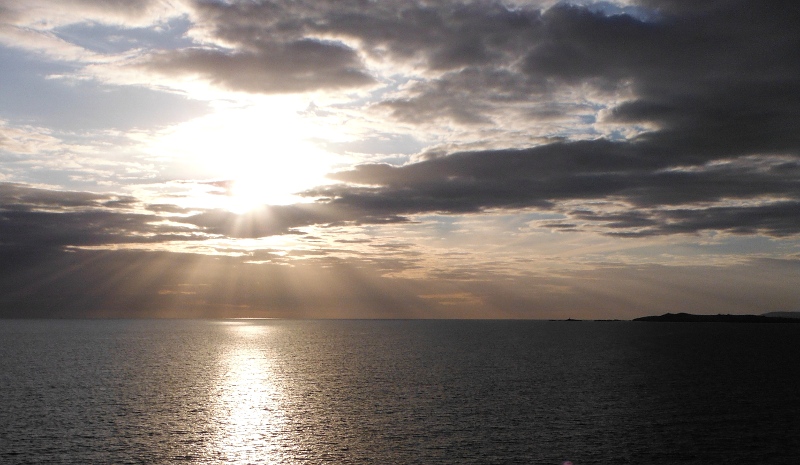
634, 312, 800, 323
762, 311, 800, 319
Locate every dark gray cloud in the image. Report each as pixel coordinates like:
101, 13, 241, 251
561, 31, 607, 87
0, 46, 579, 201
0, 183, 407, 249
137, 0, 380, 93
140, 0, 547, 95
182, 206, 316, 238
9, 152, 794, 250
0, 183, 200, 249
288, 1, 800, 237
138, 0, 800, 140
312, 140, 800, 236
368, 0, 800, 148
182, 202, 410, 238
0, 209, 194, 248
144, 38, 373, 94
312, 1, 544, 70
317, 2, 553, 123
548, 201, 800, 237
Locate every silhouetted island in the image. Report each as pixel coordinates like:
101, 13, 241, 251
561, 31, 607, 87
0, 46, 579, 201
762, 311, 800, 319
633, 312, 800, 323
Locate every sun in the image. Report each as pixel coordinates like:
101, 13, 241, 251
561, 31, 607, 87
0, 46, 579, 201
226, 177, 271, 213
217, 141, 335, 212
224, 156, 324, 212
150, 96, 341, 212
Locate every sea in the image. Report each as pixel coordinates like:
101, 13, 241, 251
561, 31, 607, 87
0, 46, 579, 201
1, 319, 798, 464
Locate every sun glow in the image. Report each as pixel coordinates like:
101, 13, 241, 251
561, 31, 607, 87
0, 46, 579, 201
149, 96, 342, 211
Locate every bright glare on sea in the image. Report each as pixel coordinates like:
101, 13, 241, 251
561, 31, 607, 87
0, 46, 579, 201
1, 319, 798, 464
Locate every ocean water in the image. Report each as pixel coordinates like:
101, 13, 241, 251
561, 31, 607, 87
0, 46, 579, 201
1, 319, 798, 464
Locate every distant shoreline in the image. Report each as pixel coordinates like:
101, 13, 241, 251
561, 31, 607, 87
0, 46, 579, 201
633, 312, 800, 323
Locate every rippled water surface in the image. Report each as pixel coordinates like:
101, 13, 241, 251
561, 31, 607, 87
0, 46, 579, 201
1, 319, 799, 464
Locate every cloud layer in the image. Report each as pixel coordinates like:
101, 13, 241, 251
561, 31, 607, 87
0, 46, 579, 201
1, 1, 799, 318
4, 0, 800, 240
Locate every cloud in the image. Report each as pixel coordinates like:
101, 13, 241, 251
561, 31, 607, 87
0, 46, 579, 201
0, 182, 135, 209
0, 209, 193, 248
523, 2, 800, 151
547, 201, 800, 237
0, 0, 179, 64
0, 183, 405, 249
182, 206, 317, 238
361, 0, 800, 158
4, 2, 799, 240
142, 38, 374, 94
284, 1, 800, 237
0, 120, 61, 154
315, 1, 544, 69
0, 0, 169, 28
0, 183, 199, 249
181, 201, 411, 239
136, 1, 548, 98
314, 138, 800, 236
127, 0, 380, 94
640, 202, 800, 237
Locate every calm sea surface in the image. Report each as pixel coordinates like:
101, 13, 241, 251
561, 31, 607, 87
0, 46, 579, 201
1, 319, 798, 464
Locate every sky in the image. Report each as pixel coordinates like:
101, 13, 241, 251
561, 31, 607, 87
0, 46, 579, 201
1, 0, 799, 319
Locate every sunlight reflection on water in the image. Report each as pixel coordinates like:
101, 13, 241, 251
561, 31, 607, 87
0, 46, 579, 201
206, 322, 288, 464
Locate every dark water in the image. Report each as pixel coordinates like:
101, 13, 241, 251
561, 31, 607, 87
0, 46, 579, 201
1, 319, 798, 464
